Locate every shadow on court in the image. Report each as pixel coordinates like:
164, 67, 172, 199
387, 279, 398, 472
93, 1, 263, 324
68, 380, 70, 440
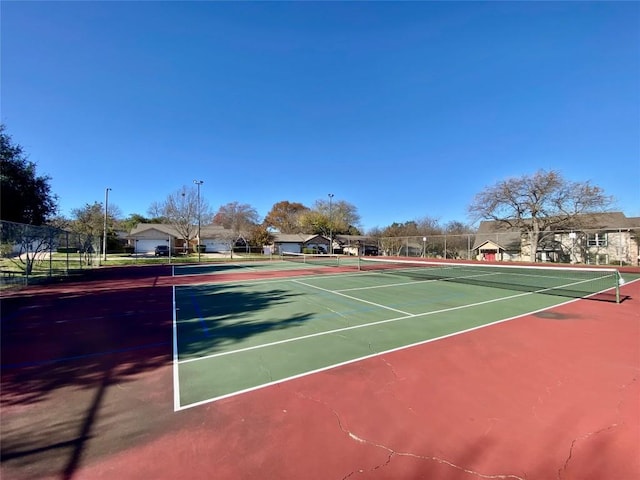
175, 283, 314, 359
0, 268, 316, 480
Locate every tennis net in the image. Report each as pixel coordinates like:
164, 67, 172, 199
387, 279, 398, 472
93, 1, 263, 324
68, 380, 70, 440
281, 252, 341, 267
357, 257, 624, 303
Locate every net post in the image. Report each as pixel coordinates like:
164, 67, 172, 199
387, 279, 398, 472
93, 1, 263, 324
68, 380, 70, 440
616, 272, 622, 304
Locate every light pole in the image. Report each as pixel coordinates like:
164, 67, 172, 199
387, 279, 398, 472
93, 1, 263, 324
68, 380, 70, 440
103, 187, 111, 261
194, 180, 204, 262
328, 193, 334, 255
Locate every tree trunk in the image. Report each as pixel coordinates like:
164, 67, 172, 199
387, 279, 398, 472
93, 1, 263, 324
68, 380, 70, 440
530, 223, 540, 262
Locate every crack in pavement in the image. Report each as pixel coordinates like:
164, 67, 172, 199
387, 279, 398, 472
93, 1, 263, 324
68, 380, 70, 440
557, 423, 620, 480
294, 391, 525, 480
341, 426, 526, 480
557, 376, 634, 479
367, 343, 401, 384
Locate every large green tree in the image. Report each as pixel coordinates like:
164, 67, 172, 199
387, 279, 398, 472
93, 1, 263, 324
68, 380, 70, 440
263, 201, 309, 233
0, 125, 58, 224
299, 199, 361, 236
71, 202, 105, 237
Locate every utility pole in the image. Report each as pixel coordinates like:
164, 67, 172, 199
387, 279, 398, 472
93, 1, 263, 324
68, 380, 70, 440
103, 187, 111, 261
194, 180, 204, 262
328, 193, 334, 255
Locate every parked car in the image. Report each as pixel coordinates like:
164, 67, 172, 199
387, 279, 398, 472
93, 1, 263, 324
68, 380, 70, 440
154, 245, 170, 256
364, 246, 378, 256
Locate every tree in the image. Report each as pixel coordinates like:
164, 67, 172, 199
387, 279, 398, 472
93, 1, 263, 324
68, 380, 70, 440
298, 210, 328, 236
444, 220, 475, 259
379, 221, 420, 256
71, 203, 106, 237
0, 221, 63, 276
415, 216, 442, 235
118, 213, 159, 233
69, 202, 105, 263
159, 186, 213, 249
0, 125, 58, 224
468, 169, 613, 262
444, 220, 473, 235
146, 201, 166, 221
214, 201, 260, 235
298, 199, 361, 236
263, 201, 309, 233
247, 225, 273, 249
70, 200, 122, 254
213, 202, 260, 258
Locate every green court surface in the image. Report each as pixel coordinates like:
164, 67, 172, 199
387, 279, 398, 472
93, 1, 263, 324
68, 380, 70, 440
172, 264, 632, 410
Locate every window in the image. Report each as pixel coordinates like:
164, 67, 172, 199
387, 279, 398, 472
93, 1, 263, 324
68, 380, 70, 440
587, 232, 607, 247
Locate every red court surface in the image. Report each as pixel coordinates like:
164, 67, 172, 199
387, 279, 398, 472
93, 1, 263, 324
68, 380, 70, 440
1, 266, 638, 480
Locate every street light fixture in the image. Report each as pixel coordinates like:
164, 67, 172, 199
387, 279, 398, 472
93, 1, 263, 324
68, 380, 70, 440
328, 193, 334, 255
194, 180, 204, 262
103, 187, 111, 262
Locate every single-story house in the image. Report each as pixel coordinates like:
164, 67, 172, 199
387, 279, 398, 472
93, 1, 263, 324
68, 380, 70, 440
472, 212, 640, 265
334, 235, 378, 256
268, 233, 379, 256
472, 223, 523, 262
271, 234, 330, 254
128, 223, 246, 254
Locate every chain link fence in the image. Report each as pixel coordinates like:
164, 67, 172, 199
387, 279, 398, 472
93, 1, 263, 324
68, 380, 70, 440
370, 226, 639, 266
371, 234, 476, 260
0, 220, 101, 286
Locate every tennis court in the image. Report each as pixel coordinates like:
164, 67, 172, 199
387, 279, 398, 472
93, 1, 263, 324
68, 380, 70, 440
173, 258, 630, 409
1, 259, 639, 480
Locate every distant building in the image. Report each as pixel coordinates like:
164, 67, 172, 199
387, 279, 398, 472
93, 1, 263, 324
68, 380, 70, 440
472, 212, 639, 265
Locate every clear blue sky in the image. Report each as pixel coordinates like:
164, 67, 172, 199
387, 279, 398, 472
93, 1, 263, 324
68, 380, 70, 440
2, 1, 639, 232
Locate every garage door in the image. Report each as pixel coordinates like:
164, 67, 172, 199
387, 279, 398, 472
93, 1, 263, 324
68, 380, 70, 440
135, 239, 166, 253
203, 240, 228, 252
279, 243, 301, 254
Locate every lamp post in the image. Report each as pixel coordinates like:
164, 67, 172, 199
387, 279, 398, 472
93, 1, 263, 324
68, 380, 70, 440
328, 193, 334, 255
103, 187, 111, 261
194, 180, 204, 262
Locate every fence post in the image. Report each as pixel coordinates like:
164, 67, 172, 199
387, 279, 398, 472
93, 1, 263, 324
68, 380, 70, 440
48, 229, 53, 278
66, 231, 70, 274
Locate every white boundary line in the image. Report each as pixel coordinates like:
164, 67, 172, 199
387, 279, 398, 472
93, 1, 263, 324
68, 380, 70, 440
177, 289, 531, 366
172, 285, 181, 411
293, 279, 413, 316
176, 295, 584, 411
178, 272, 607, 366
173, 275, 637, 411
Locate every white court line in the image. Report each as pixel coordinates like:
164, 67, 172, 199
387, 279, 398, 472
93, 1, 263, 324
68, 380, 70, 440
173, 274, 634, 410
178, 287, 536, 366
335, 270, 500, 293
292, 279, 413, 316
175, 293, 588, 411
172, 285, 181, 412
177, 273, 611, 367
